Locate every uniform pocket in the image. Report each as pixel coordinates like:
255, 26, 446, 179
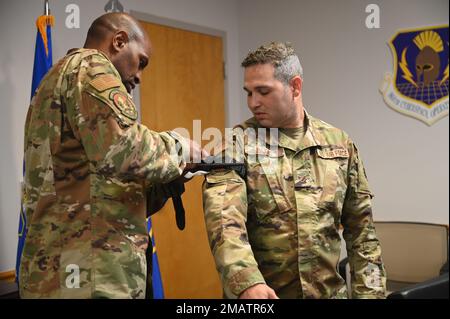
245, 146, 293, 218
316, 147, 349, 204
204, 170, 242, 215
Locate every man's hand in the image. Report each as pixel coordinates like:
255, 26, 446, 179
238, 284, 279, 299
188, 139, 209, 163
183, 139, 209, 175
182, 139, 209, 177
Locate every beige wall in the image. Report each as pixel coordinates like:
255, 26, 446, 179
237, 0, 449, 224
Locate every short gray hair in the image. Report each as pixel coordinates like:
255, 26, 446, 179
241, 42, 303, 84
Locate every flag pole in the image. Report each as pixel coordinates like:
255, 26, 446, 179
44, 0, 50, 15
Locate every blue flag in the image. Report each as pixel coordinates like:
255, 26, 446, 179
31, 15, 53, 96
147, 218, 165, 299
16, 14, 54, 283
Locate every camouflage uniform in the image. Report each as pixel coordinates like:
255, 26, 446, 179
203, 112, 387, 299
20, 48, 186, 298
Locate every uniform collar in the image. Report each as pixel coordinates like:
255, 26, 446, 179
243, 110, 327, 152
65, 48, 129, 96
276, 110, 324, 152
66, 48, 113, 63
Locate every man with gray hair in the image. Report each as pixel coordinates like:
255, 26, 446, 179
203, 42, 387, 299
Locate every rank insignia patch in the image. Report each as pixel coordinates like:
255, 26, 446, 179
109, 89, 138, 120
380, 25, 449, 125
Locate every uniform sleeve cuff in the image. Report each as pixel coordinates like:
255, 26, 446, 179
226, 267, 266, 299
163, 130, 189, 171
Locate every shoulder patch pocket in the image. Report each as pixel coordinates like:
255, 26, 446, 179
108, 89, 138, 121
86, 75, 138, 127
206, 170, 242, 184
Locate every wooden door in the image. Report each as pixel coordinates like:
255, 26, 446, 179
139, 21, 224, 298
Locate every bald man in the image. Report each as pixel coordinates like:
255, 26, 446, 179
19, 13, 201, 299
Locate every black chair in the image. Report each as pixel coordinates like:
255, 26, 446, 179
387, 273, 448, 299
0, 281, 19, 299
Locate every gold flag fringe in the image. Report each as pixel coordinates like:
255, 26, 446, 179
36, 15, 54, 56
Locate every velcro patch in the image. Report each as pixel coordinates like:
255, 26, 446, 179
317, 148, 349, 159
89, 74, 122, 92
109, 89, 138, 120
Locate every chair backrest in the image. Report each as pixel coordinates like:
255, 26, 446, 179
374, 221, 448, 283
